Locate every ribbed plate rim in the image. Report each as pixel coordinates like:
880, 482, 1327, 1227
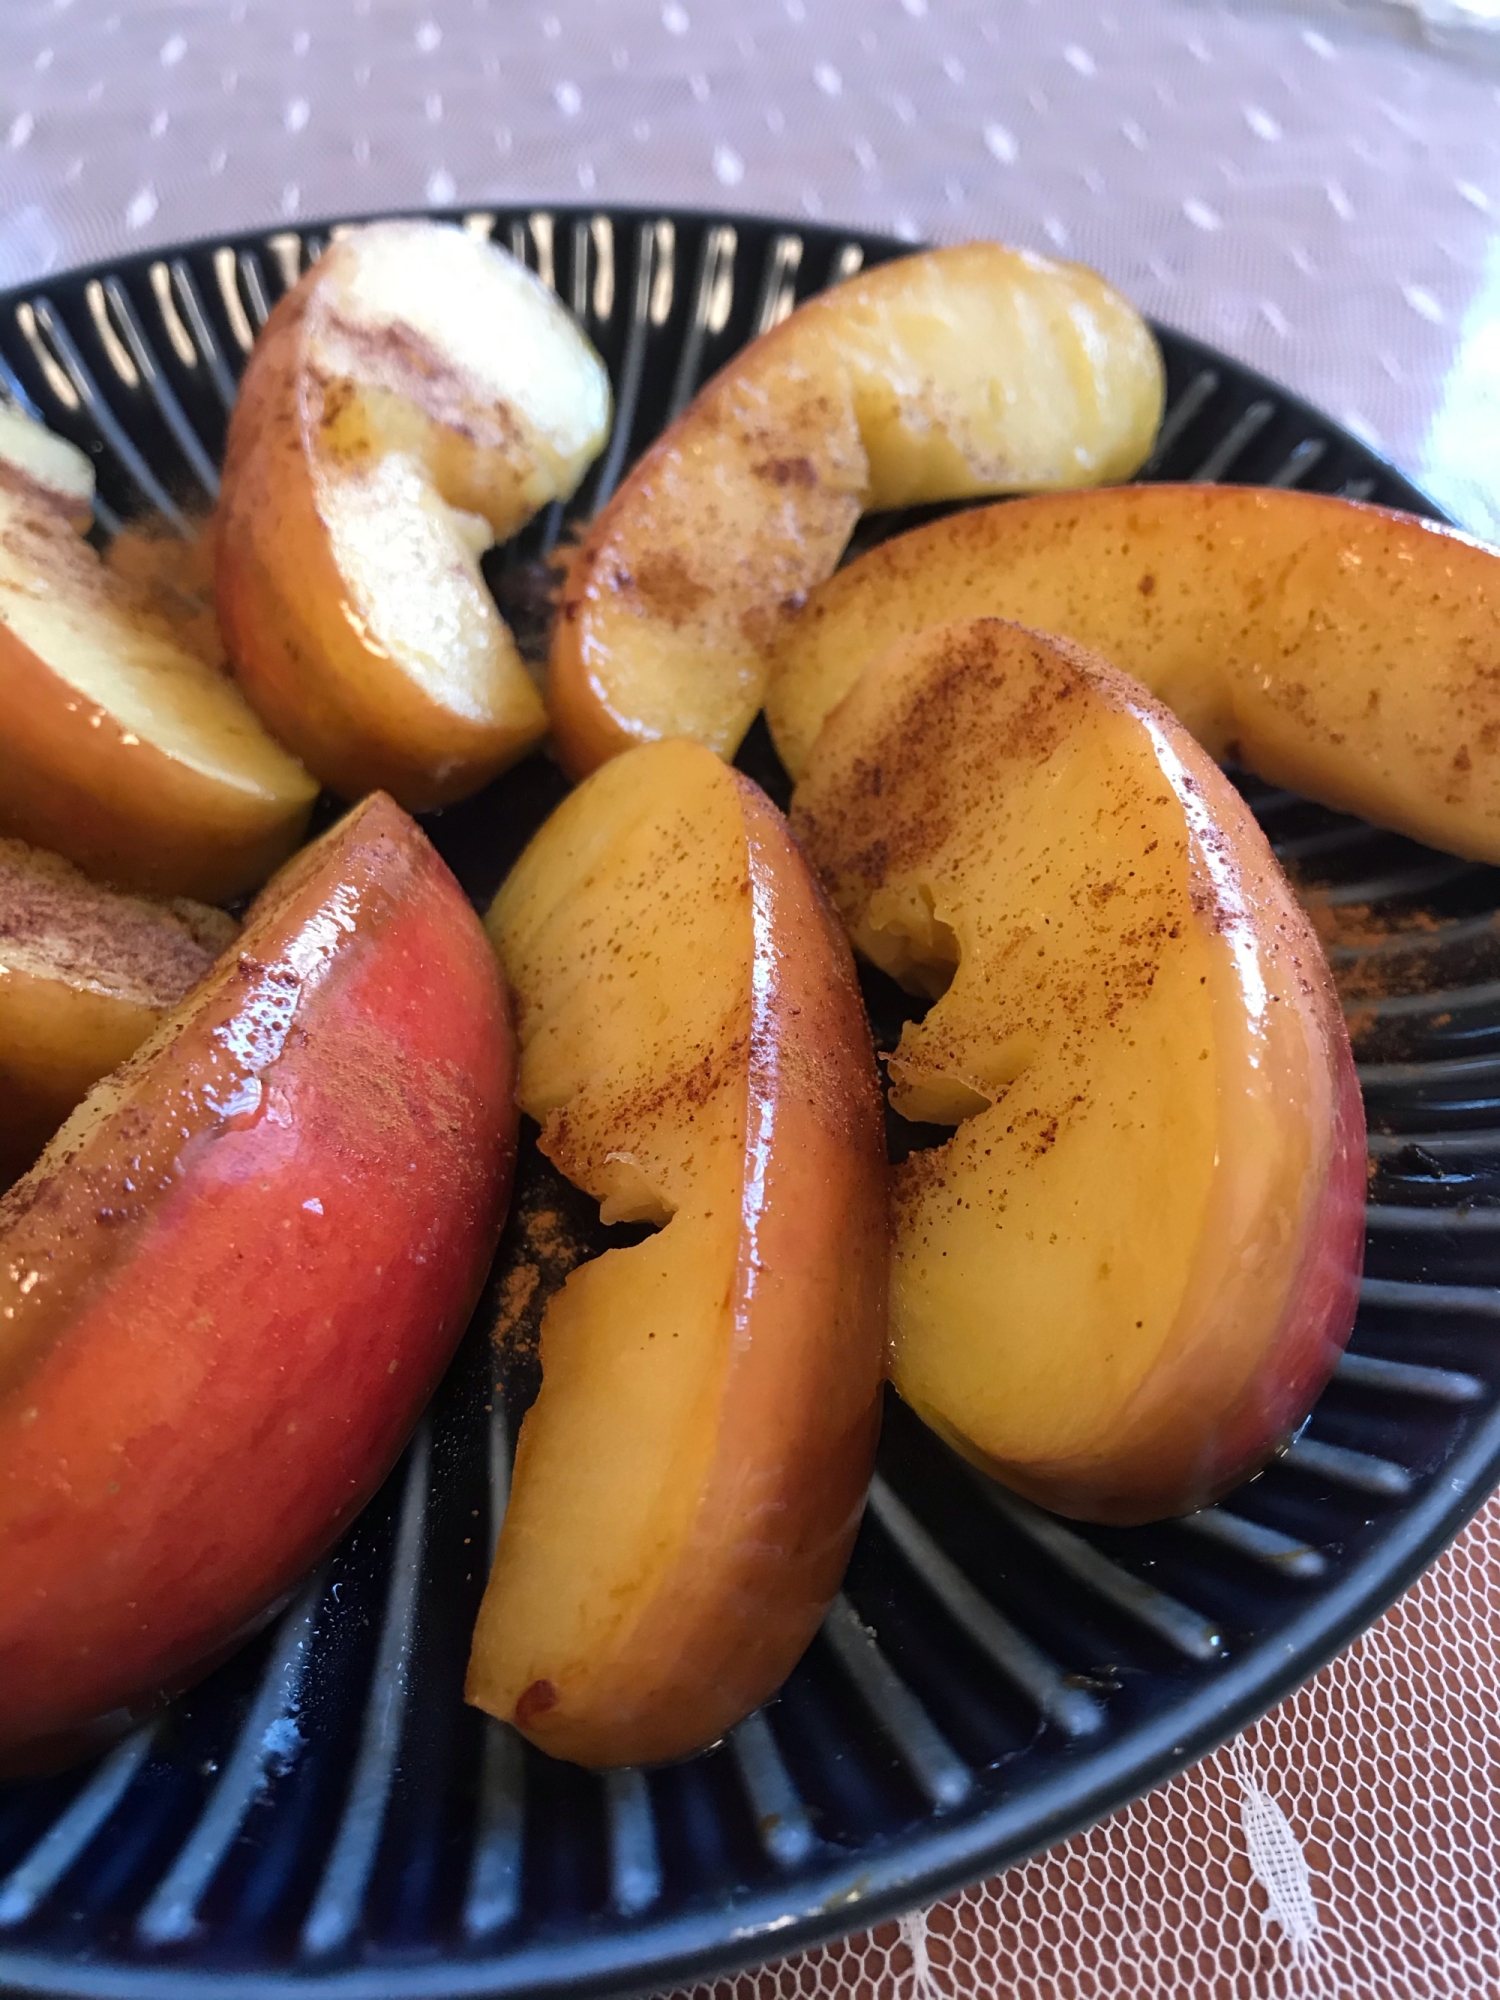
0, 198, 1452, 524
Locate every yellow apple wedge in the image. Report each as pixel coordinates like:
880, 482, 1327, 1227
217, 219, 611, 809
548, 242, 1163, 776
793, 619, 1365, 1525
467, 738, 887, 1767
0, 836, 235, 1186
766, 484, 1500, 863
0, 452, 316, 902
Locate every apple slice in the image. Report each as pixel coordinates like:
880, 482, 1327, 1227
766, 484, 1500, 863
0, 835, 236, 1186
549, 242, 1163, 777
0, 793, 517, 1773
217, 219, 611, 810
467, 738, 886, 1767
0, 455, 317, 903
0, 402, 95, 521
106, 511, 224, 671
793, 619, 1364, 1525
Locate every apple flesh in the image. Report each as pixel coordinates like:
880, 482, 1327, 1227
217, 219, 611, 809
0, 793, 517, 1773
793, 618, 1364, 1524
0, 835, 236, 1187
767, 484, 1500, 865
106, 511, 224, 672
0, 459, 317, 903
549, 242, 1163, 777
467, 738, 887, 1767
0, 403, 95, 522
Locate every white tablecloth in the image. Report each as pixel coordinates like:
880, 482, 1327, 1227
3, 0, 1498, 538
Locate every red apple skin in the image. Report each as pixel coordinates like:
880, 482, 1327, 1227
986, 1031, 1366, 1525
0, 793, 517, 1773
1193, 1033, 1367, 1512
942, 871, 1368, 1527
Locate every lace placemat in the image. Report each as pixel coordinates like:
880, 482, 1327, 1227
670, 1491, 1500, 1997
3, 2, 1498, 1993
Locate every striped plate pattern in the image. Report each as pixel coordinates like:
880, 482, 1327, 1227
2, 208, 1499, 2000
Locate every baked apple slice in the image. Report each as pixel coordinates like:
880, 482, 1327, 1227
106, 511, 224, 671
767, 484, 1500, 863
0, 445, 317, 902
549, 242, 1163, 776
467, 738, 886, 1767
0, 793, 517, 1773
0, 402, 96, 521
793, 619, 1364, 1525
0, 835, 235, 1186
217, 219, 611, 809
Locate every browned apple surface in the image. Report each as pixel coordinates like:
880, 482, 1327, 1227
794, 618, 1364, 1523
217, 219, 610, 809
549, 241, 1163, 777
0, 836, 236, 1186
468, 739, 887, 1767
0, 793, 517, 1773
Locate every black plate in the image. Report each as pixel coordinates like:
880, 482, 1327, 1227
2, 206, 1498, 2000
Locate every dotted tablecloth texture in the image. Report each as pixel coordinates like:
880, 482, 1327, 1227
3, 0, 1498, 534
3, 3, 1500, 1995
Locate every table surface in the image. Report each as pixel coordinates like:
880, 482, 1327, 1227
3, 2, 1499, 1995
